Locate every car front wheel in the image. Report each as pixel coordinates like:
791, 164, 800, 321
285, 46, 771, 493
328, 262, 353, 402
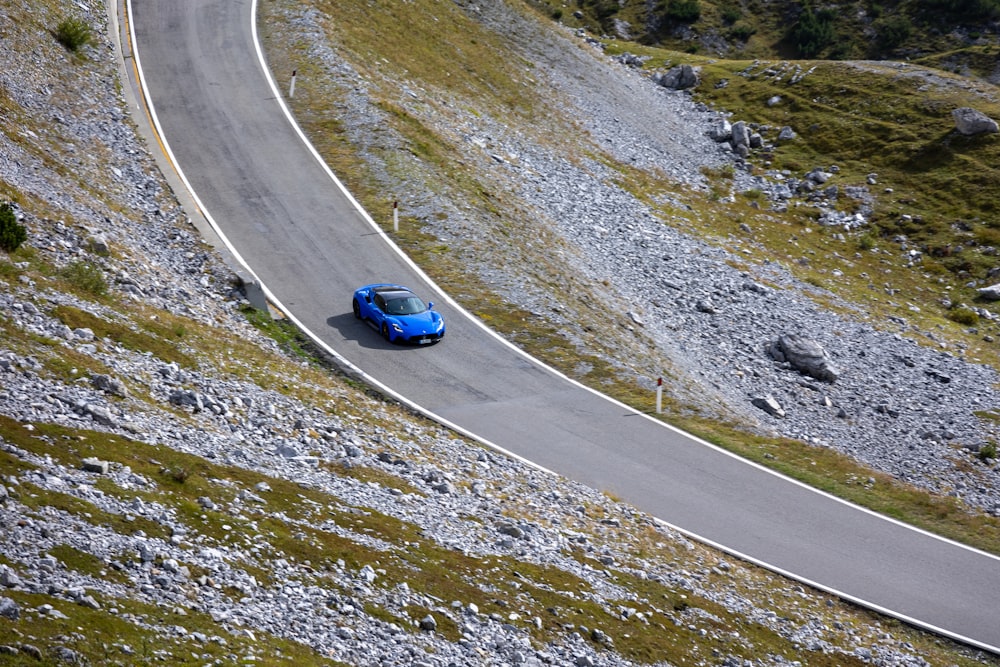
381, 322, 392, 342
352, 299, 361, 319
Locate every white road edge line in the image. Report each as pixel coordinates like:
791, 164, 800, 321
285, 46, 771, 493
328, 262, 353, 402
121, 0, 1000, 654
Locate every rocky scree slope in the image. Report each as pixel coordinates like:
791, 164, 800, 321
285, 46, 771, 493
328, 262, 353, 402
265, 0, 1000, 514
0, 1, 996, 666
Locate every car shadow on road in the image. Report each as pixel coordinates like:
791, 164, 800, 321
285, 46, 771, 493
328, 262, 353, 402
327, 312, 395, 350
327, 312, 438, 350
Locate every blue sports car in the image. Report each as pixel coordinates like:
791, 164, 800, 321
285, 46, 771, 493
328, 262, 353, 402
352, 284, 445, 345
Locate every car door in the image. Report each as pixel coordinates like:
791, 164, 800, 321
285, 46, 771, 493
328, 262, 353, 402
371, 292, 389, 327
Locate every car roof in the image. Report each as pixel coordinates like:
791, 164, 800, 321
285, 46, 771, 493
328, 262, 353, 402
372, 284, 415, 298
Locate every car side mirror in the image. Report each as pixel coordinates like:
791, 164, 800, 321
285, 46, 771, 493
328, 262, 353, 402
427, 302, 434, 310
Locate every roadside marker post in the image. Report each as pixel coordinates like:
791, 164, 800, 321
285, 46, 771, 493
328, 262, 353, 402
656, 377, 663, 414
393, 200, 398, 232
289, 70, 296, 98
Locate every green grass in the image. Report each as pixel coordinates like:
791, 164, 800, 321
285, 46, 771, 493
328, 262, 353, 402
257, 0, 1000, 566
14, 412, 973, 665
1, 0, 998, 663
51, 304, 195, 368
0, 587, 342, 666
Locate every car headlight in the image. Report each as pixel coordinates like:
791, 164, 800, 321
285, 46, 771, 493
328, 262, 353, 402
391, 323, 404, 333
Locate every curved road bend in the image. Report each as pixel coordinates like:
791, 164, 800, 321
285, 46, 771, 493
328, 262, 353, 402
128, 0, 1000, 653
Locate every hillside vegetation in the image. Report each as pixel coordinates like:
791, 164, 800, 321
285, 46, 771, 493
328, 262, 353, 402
0, 0, 998, 665
529, 0, 1000, 68
261, 0, 1000, 544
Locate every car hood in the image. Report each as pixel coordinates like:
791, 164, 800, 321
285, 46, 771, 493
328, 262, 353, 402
395, 310, 443, 333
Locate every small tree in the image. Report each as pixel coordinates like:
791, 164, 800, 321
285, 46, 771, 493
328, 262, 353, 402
0, 203, 27, 253
790, 5, 835, 57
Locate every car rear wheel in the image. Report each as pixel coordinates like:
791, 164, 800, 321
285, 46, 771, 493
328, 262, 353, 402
381, 322, 392, 342
352, 299, 361, 319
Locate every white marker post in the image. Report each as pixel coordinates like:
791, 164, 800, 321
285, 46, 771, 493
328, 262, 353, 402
289, 70, 296, 98
656, 377, 663, 414
393, 200, 398, 232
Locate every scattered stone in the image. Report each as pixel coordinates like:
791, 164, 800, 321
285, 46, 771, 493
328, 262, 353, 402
0, 4, 994, 667
653, 64, 699, 90
0, 598, 19, 620
978, 283, 1000, 301
952, 107, 999, 135
751, 394, 786, 418
770, 333, 839, 383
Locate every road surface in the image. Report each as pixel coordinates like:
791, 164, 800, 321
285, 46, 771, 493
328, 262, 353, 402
124, 0, 1000, 653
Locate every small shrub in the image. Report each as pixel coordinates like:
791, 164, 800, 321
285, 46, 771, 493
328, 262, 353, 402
708, 184, 728, 201
54, 18, 93, 52
857, 232, 876, 251
728, 21, 757, 41
873, 15, 912, 51
701, 164, 734, 180
947, 306, 979, 326
979, 441, 997, 462
720, 5, 742, 23
0, 203, 27, 253
86, 237, 110, 257
0, 260, 18, 279
59, 261, 107, 296
590, 0, 619, 21
663, 0, 701, 23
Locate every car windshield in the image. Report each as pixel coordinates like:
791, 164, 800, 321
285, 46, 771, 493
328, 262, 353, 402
385, 295, 425, 315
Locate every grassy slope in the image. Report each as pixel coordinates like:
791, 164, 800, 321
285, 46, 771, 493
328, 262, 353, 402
258, 0, 1000, 556
0, 0, 997, 664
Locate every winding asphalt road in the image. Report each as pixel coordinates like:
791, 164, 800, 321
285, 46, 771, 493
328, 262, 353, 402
124, 0, 1000, 653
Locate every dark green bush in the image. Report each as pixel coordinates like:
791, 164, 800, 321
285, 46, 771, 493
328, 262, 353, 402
857, 232, 876, 251
720, 5, 742, 23
728, 21, 757, 41
979, 441, 998, 461
0, 203, 27, 253
663, 0, 701, 22
947, 306, 979, 326
55, 17, 93, 52
873, 15, 912, 52
586, 0, 619, 21
790, 5, 835, 57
